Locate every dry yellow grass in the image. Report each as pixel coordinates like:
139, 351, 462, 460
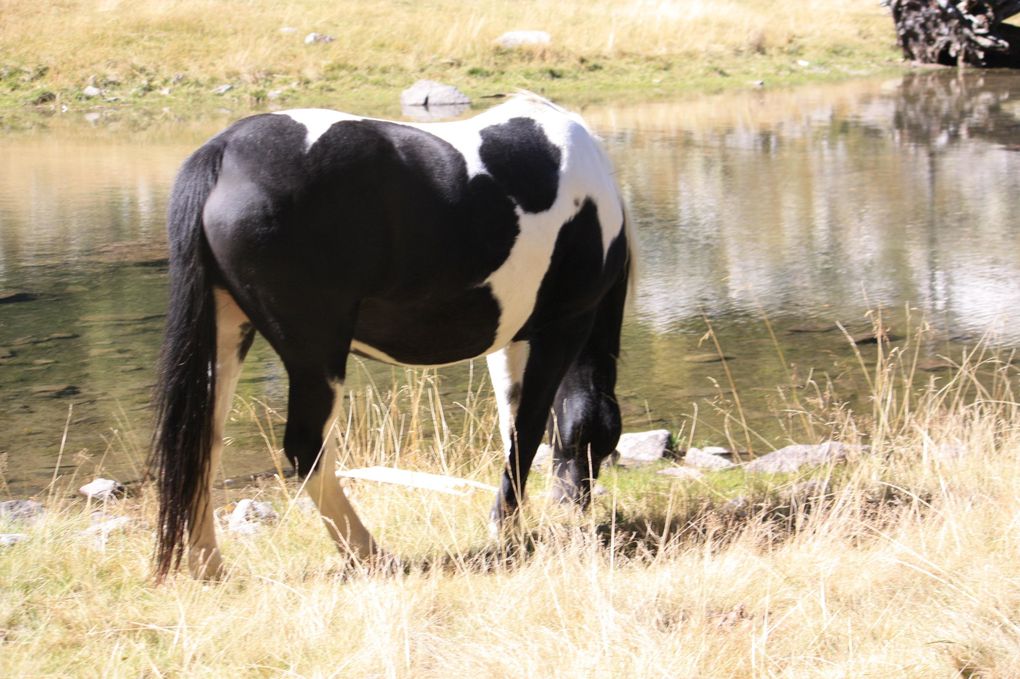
3, 334, 1020, 676
0, 0, 898, 116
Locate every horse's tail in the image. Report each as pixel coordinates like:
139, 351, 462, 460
150, 139, 226, 581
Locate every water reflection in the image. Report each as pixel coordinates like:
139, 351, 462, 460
3, 71, 1020, 491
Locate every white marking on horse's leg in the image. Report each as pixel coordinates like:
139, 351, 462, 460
486, 341, 530, 462
188, 288, 249, 580
304, 380, 377, 559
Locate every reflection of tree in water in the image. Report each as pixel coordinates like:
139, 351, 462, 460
889, 71, 1020, 148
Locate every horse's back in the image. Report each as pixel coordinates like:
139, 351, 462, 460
196, 95, 627, 366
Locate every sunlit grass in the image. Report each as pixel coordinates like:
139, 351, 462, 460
0, 0, 899, 119
3, 324, 1020, 675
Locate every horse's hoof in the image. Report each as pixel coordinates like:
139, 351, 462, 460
188, 548, 225, 581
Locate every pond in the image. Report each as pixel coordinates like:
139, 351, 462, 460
3, 70, 1020, 493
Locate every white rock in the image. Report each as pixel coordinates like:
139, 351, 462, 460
83, 516, 131, 536
280, 26, 298, 34
400, 80, 471, 121
304, 32, 335, 45
226, 499, 278, 534
0, 534, 28, 547
684, 447, 736, 470
400, 79, 471, 108
532, 443, 553, 469
212, 84, 233, 95
0, 499, 44, 523
496, 30, 551, 49
79, 478, 124, 501
82, 85, 101, 98
615, 429, 671, 464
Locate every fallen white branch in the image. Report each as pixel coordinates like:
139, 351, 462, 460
336, 466, 497, 495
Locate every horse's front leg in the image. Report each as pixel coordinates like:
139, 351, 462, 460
486, 319, 594, 531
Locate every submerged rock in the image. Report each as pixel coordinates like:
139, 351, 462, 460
31, 384, 80, 398
0, 290, 37, 304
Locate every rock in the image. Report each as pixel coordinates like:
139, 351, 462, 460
781, 480, 831, 507
533, 443, 553, 468
304, 32, 335, 44
917, 357, 954, 372
788, 321, 834, 334
82, 85, 101, 98
851, 328, 899, 345
744, 441, 862, 474
684, 353, 733, 364
31, 384, 80, 398
224, 499, 278, 534
83, 515, 131, 536
280, 26, 298, 34
615, 429, 671, 465
495, 30, 552, 49
0, 290, 37, 304
400, 79, 471, 108
0, 499, 44, 523
683, 446, 736, 470
212, 84, 233, 95
79, 478, 125, 501
657, 466, 704, 481
0, 534, 28, 547
266, 89, 284, 101
83, 112, 101, 124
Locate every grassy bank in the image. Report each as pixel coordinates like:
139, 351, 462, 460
0, 0, 901, 126
3, 334, 1020, 676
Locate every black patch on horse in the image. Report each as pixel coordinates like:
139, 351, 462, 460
479, 117, 562, 213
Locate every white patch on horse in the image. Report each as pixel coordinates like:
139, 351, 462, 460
304, 380, 377, 557
274, 109, 363, 151
477, 103, 625, 350
486, 341, 530, 459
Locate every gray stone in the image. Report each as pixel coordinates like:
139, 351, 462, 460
744, 441, 861, 474
212, 84, 233, 95
684, 353, 733, 364
82, 85, 101, 98
533, 443, 553, 469
0, 499, 44, 523
657, 466, 704, 481
684, 446, 736, 470
225, 499, 278, 534
79, 477, 125, 501
400, 80, 470, 108
615, 429, 671, 465
31, 384, 80, 398
495, 30, 551, 49
0, 534, 28, 547
304, 32, 335, 45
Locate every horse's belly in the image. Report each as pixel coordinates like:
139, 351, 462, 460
350, 286, 506, 366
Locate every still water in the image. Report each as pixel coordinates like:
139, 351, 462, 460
2, 70, 1020, 492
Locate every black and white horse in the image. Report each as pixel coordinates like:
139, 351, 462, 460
152, 93, 634, 579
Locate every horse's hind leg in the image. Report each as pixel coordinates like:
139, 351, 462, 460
188, 288, 254, 579
284, 368, 377, 560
